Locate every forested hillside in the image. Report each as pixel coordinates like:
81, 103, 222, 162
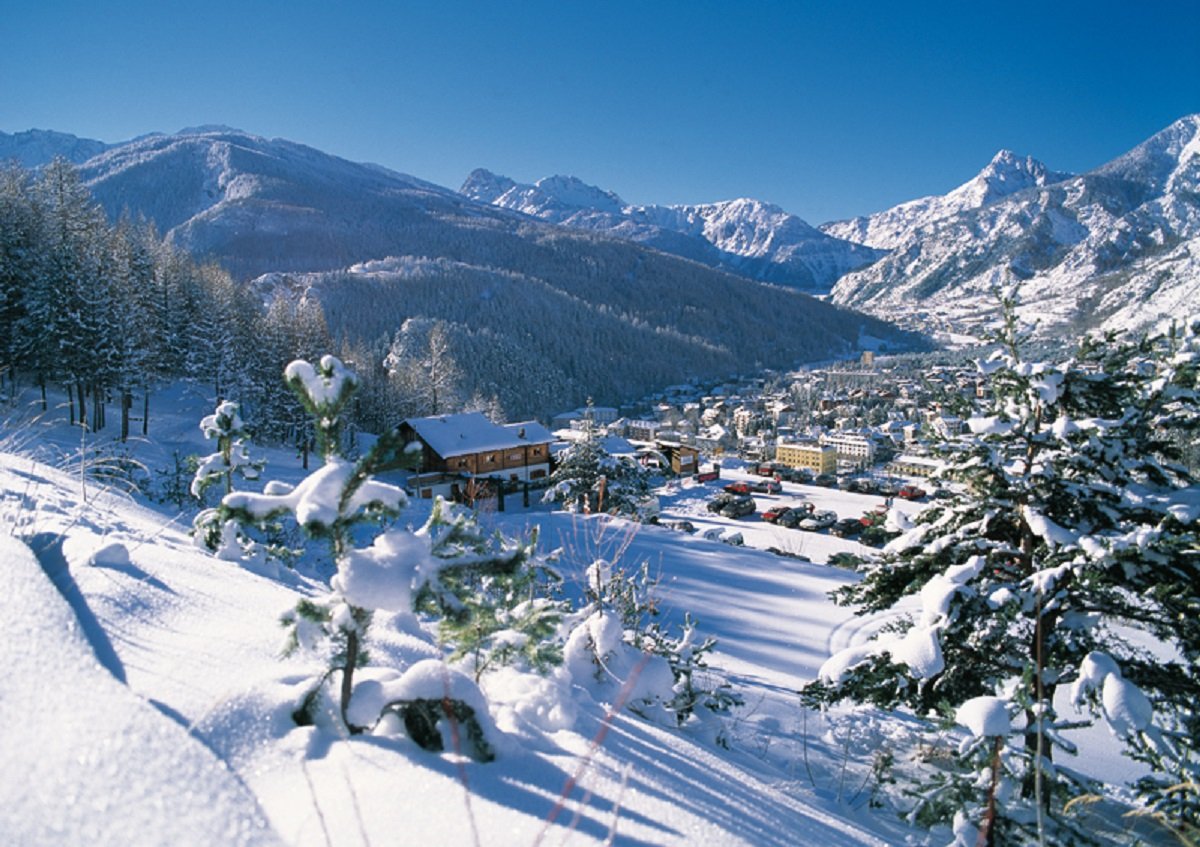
2, 156, 920, 441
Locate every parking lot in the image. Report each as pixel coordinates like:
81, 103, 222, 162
654, 465, 928, 565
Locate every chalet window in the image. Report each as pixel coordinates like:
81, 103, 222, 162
531, 446, 543, 456
485, 453, 497, 463
456, 458, 469, 469
531, 469, 546, 479
508, 451, 522, 462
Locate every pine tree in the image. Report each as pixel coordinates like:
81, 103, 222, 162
190, 400, 262, 500
803, 301, 1200, 843
205, 355, 541, 752
543, 403, 652, 517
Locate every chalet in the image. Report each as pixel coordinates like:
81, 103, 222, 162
400, 412, 555, 499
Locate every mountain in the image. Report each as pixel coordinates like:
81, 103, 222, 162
461, 170, 886, 293
59, 126, 917, 418
0, 129, 111, 168
821, 150, 1072, 250
828, 115, 1200, 335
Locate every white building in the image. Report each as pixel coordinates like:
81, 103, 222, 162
819, 431, 876, 469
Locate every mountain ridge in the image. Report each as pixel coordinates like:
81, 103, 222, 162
461, 169, 886, 293
828, 114, 1200, 335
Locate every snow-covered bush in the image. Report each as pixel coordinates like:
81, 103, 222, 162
803, 301, 1200, 842
564, 557, 741, 735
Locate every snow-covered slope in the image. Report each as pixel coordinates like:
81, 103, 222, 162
821, 149, 1072, 250
0, 432, 903, 846
462, 170, 886, 293
828, 114, 1200, 335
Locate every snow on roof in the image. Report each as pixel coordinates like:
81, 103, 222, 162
404, 413, 553, 458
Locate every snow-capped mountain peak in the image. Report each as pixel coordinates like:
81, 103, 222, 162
460, 168, 517, 204
829, 113, 1200, 337
461, 172, 885, 292
532, 174, 626, 213
821, 149, 1071, 250
962, 148, 1069, 206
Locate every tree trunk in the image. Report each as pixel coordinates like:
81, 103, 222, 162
76, 382, 86, 428
142, 391, 149, 436
120, 390, 130, 442
341, 630, 359, 731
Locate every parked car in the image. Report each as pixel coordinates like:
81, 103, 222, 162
753, 464, 779, 477
776, 508, 802, 528
761, 505, 792, 523
781, 467, 812, 483
665, 519, 696, 534
830, 517, 865, 537
898, 484, 927, 500
723, 481, 752, 495
800, 509, 837, 531
720, 495, 756, 519
702, 527, 745, 546
707, 492, 736, 513
812, 474, 837, 488
749, 478, 782, 494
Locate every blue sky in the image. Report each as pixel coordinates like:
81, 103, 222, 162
3, 0, 1197, 223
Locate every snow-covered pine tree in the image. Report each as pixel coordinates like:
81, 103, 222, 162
430, 522, 568, 683
803, 301, 1200, 844
562, 556, 741, 737
207, 355, 542, 752
543, 403, 652, 517
190, 400, 262, 500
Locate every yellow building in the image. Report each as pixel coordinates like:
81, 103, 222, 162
774, 441, 837, 475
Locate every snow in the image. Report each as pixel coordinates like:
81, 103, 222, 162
331, 527, 434, 612
0, 534, 277, 845
1101, 674, 1154, 738
1022, 504, 1079, 549
0, 388, 1169, 845
1069, 651, 1154, 739
955, 696, 1012, 738
284, 354, 358, 407
223, 458, 406, 529
0, 433, 900, 846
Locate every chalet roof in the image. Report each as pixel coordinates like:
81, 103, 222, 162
404, 412, 554, 459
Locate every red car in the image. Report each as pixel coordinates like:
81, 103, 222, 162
723, 481, 751, 495
898, 484, 927, 500
761, 505, 791, 523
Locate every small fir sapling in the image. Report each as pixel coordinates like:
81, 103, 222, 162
802, 300, 1200, 842
429, 525, 569, 682
564, 557, 741, 730
209, 354, 542, 753
190, 400, 262, 499
191, 401, 265, 558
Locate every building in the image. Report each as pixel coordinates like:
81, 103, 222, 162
622, 418, 662, 441
732, 406, 760, 437
774, 441, 837, 475
888, 454, 945, 478
399, 412, 555, 499
655, 440, 701, 475
819, 432, 877, 470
